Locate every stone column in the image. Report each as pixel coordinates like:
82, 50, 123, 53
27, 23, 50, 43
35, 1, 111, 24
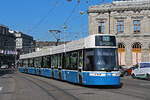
142, 48, 149, 62
142, 41, 149, 62
125, 40, 132, 66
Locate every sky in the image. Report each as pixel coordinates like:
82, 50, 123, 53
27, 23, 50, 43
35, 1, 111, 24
0, 0, 113, 41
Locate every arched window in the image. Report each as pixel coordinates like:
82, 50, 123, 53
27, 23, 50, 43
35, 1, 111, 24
132, 42, 141, 49
118, 43, 126, 65
132, 42, 142, 65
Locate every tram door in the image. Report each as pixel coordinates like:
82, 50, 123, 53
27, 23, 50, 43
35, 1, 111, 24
51, 55, 56, 78
58, 54, 63, 80
78, 50, 83, 84
118, 43, 126, 65
132, 43, 142, 65
52, 67, 54, 77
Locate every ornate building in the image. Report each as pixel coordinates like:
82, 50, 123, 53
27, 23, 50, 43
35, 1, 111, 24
88, 0, 150, 67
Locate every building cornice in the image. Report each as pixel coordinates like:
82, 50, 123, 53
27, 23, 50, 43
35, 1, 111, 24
116, 33, 150, 38
88, 4, 150, 13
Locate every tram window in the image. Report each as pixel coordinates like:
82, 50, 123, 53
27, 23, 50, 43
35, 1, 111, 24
78, 50, 83, 68
95, 36, 116, 46
29, 59, 34, 67
43, 56, 48, 68
51, 55, 55, 68
51, 55, 57, 68
34, 57, 42, 68
43, 56, 51, 68
20, 60, 23, 67
26, 59, 28, 67
28, 59, 30, 67
39, 57, 42, 68
65, 53, 70, 69
47, 56, 51, 68
84, 49, 94, 71
57, 54, 63, 68
24, 59, 28, 67
71, 52, 78, 70
46, 56, 51, 68
58, 55, 60, 68
36, 57, 42, 68
34, 58, 38, 67
32, 58, 35, 67
22, 60, 24, 67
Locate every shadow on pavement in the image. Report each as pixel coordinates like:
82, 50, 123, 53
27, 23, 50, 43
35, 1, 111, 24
65, 81, 124, 89
84, 83, 124, 89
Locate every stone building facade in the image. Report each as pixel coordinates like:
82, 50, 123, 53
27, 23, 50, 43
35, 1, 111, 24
88, 0, 150, 67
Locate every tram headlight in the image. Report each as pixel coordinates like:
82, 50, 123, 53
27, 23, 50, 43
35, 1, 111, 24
100, 73, 106, 76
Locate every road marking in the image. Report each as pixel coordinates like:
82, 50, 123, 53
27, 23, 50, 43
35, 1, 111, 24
0, 87, 3, 91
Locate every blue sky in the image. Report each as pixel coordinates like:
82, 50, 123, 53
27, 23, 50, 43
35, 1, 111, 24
0, 0, 113, 41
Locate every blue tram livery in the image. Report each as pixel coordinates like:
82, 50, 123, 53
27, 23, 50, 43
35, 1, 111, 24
19, 34, 120, 86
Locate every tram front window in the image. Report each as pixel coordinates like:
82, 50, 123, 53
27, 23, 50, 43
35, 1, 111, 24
84, 48, 118, 71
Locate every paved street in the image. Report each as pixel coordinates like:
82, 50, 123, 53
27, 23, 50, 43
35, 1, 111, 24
0, 70, 150, 100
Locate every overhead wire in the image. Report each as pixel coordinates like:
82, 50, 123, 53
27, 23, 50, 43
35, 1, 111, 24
59, 0, 83, 43
27, 0, 60, 34
62, 0, 80, 28
61, 0, 91, 41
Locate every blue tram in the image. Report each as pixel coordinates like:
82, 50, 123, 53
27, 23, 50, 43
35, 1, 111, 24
19, 34, 120, 85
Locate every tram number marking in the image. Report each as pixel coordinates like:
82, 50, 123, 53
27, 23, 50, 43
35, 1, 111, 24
89, 73, 106, 76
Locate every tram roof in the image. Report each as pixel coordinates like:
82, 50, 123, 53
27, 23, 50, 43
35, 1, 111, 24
20, 34, 116, 59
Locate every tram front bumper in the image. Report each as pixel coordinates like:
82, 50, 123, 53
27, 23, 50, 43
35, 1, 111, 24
82, 72, 120, 85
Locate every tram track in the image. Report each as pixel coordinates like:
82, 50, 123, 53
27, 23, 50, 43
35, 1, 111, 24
19, 73, 80, 100
19, 76, 57, 100
12, 73, 57, 100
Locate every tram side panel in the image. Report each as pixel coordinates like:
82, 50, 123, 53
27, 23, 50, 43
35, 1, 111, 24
19, 67, 24, 73
63, 70, 79, 84
40, 68, 52, 77
54, 69, 59, 79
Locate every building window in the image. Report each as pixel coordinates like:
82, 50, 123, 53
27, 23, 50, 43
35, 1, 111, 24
98, 22, 104, 34
133, 20, 141, 33
117, 20, 124, 33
